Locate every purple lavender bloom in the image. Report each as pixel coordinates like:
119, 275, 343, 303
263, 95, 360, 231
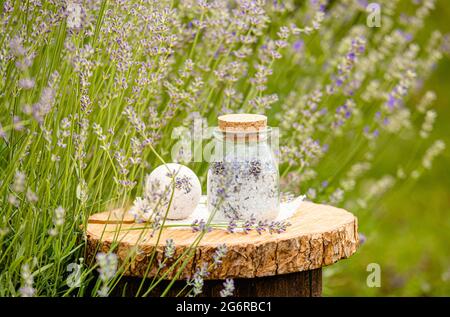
293, 40, 304, 52
214, 45, 223, 59
212, 244, 227, 267
268, 220, 290, 234
13, 116, 24, 131
19, 78, 35, 90
243, 215, 256, 234
387, 94, 396, 109
256, 220, 267, 235
357, 0, 369, 8
220, 279, 235, 297
347, 52, 356, 61
404, 33, 413, 42
358, 233, 367, 245
216, 188, 226, 199
191, 219, 211, 233
164, 239, 175, 259
227, 218, 237, 233
10, 36, 26, 56
345, 111, 352, 119
373, 129, 379, 138
321, 181, 329, 188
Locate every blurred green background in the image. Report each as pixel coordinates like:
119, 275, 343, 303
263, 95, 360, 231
324, 3, 450, 296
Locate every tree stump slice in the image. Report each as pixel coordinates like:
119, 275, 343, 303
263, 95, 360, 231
85, 201, 359, 296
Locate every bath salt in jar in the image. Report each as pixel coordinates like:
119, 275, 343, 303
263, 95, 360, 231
207, 114, 280, 222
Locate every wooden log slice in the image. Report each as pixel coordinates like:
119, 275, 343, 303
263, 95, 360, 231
85, 202, 359, 280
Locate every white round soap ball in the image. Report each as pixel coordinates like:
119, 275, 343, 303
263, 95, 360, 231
145, 163, 201, 220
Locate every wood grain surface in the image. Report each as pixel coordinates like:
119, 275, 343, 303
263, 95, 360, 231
85, 201, 358, 280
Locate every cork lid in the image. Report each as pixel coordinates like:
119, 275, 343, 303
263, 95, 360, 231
218, 113, 267, 132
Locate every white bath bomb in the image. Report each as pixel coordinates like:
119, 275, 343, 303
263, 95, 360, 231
145, 163, 201, 220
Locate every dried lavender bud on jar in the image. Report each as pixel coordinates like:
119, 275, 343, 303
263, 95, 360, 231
207, 114, 280, 222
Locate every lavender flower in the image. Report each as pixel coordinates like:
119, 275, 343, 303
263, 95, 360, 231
220, 278, 235, 297
48, 206, 66, 236
187, 263, 209, 296
420, 110, 437, 138
293, 40, 304, 52
358, 233, 367, 245
66, 1, 83, 30
227, 217, 238, 233
96, 252, 118, 297
165, 238, 175, 259
10, 36, 26, 57
268, 220, 290, 234
175, 175, 193, 194
256, 220, 268, 235
226, 217, 291, 235
26, 188, 38, 203
0, 0, 447, 298
8, 194, 19, 207
212, 244, 227, 267
32, 87, 56, 123
422, 140, 445, 169
18, 78, 35, 90
12, 170, 26, 193
191, 219, 211, 233
19, 263, 35, 297
243, 215, 256, 234
129, 197, 152, 223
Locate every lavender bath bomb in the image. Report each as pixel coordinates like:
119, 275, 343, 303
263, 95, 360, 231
145, 163, 201, 220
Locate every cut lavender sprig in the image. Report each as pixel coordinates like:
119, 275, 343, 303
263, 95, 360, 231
227, 218, 291, 235
226, 217, 238, 233
256, 220, 268, 235
118, 218, 291, 235
191, 219, 212, 233
220, 278, 235, 297
212, 244, 227, 268
187, 263, 209, 297
268, 220, 291, 234
164, 238, 175, 259
243, 215, 257, 234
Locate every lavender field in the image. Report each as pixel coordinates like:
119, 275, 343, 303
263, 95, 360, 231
0, 0, 449, 297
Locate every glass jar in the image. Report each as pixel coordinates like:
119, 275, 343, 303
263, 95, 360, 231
207, 114, 279, 222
